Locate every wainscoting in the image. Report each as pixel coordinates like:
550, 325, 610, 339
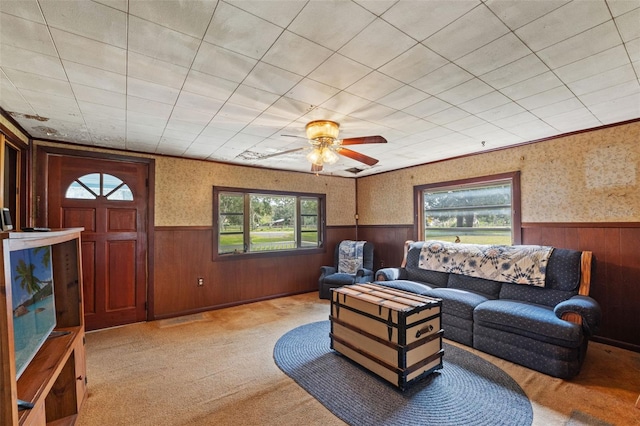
152, 226, 354, 319
358, 223, 640, 352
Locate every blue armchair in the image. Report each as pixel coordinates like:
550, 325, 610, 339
318, 241, 374, 299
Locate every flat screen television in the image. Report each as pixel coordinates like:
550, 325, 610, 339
10, 245, 56, 379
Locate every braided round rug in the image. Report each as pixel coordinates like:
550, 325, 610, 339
274, 321, 533, 426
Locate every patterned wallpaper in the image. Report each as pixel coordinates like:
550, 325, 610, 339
155, 157, 355, 226
357, 121, 640, 225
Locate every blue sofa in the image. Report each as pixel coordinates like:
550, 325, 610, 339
375, 240, 601, 379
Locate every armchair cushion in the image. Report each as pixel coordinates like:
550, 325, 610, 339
318, 241, 374, 299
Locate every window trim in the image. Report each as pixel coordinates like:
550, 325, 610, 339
414, 171, 521, 245
213, 186, 326, 261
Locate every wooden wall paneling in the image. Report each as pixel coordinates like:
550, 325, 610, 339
358, 225, 414, 271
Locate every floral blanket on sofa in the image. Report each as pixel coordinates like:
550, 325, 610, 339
418, 240, 553, 287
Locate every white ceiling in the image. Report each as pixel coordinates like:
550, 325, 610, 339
1, 0, 639, 177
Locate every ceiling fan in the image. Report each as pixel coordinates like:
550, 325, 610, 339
272, 120, 387, 173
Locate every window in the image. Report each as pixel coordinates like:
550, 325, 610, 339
214, 186, 325, 257
65, 173, 133, 200
415, 172, 521, 245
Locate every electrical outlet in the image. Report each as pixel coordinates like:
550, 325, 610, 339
197, 277, 204, 286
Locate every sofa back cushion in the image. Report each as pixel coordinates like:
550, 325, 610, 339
545, 249, 582, 291
405, 243, 449, 287
447, 274, 502, 299
499, 284, 575, 307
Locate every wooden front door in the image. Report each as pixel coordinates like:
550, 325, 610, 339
46, 155, 148, 330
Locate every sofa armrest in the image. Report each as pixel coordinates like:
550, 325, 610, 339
355, 268, 374, 282
320, 266, 336, 279
554, 295, 602, 336
375, 267, 407, 281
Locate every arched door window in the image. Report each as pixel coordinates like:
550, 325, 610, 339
65, 173, 133, 200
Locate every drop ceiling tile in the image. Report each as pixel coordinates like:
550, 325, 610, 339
129, 0, 217, 38
1, 13, 57, 56
0, 75, 34, 113
493, 111, 539, 129
52, 29, 126, 74
2, 68, 74, 98
479, 54, 549, 89
579, 80, 640, 106
216, 102, 263, 125
227, 84, 280, 110
411, 63, 473, 95
191, 42, 257, 84
543, 107, 601, 132
427, 107, 470, 126
40, 0, 127, 48
537, 21, 622, 70
205, 3, 282, 60
243, 61, 302, 95
127, 78, 180, 105
345, 71, 404, 102
485, 0, 570, 30
354, 0, 397, 16
424, 5, 510, 61
517, 86, 575, 110
72, 84, 126, 108
530, 97, 584, 119
456, 33, 531, 76
182, 70, 238, 101
0, 44, 67, 80
460, 122, 502, 138
500, 72, 563, 100
162, 128, 198, 142
321, 91, 370, 115
568, 64, 637, 96
476, 101, 526, 121
128, 51, 189, 89
615, 7, 640, 42
284, 78, 340, 105
507, 119, 556, 140
175, 92, 225, 116
438, 78, 494, 105
588, 92, 640, 123
403, 96, 451, 118
262, 31, 332, 76
94, 0, 128, 12
339, 19, 415, 69
127, 122, 165, 137
0, 0, 45, 23
170, 106, 216, 126
308, 54, 372, 90
62, 60, 126, 94
288, 0, 375, 51
16, 87, 81, 118
264, 97, 313, 121
77, 101, 125, 121
128, 16, 200, 67
628, 38, 640, 62
379, 44, 449, 84
554, 45, 630, 83
515, 0, 610, 52
349, 103, 396, 122
224, 133, 265, 150
199, 126, 239, 142
206, 115, 250, 132
225, 0, 306, 28
127, 110, 170, 127
458, 91, 511, 114
444, 115, 487, 132
607, 0, 640, 17
127, 96, 174, 119
378, 86, 429, 110
382, 0, 478, 41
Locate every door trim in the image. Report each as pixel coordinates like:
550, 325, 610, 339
35, 145, 156, 320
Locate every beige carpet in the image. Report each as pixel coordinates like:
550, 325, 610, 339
76, 293, 640, 426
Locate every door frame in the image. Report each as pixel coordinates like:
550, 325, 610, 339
35, 145, 156, 321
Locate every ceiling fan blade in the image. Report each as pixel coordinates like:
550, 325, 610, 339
311, 163, 323, 173
338, 148, 379, 166
341, 135, 387, 145
259, 147, 304, 160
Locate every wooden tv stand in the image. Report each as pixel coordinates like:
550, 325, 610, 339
0, 228, 86, 425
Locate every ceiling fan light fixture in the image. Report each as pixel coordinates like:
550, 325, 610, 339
306, 148, 323, 166
322, 147, 339, 164
305, 120, 339, 140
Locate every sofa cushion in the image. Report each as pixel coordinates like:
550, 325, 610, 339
373, 280, 435, 295
499, 283, 574, 307
428, 288, 488, 320
546, 249, 582, 291
447, 274, 501, 299
323, 273, 356, 286
474, 300, 583, 348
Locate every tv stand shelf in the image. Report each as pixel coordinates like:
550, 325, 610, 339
1, 228, 86, 426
